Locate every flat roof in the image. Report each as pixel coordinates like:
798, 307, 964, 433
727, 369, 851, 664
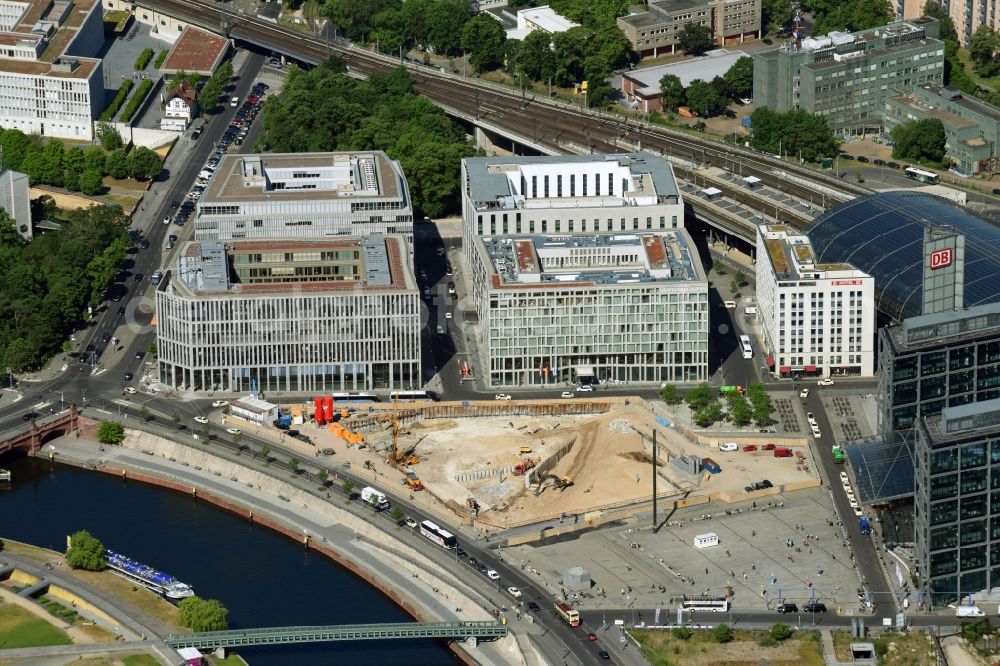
889, 301, 1000, 351
161, 26, 228, 76
925, 398, 1000, 442
173, 237, 414, 296
201, 152, 403, 204
889, 88, 976, 128
622, 50, 750, 96
915, 83, 1000, 123
0, 0, 100, 79
464, 153, 679, 210
516, 6, 578, 33
759, 223, 870, 282
479, 230, 705, 289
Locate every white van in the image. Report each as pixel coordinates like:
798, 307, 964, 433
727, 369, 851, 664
230, 96, 239, 107
956, 606, 985, 617
723, 301, 737, 309
745, 306, 758, 315
718, 442, 739, 452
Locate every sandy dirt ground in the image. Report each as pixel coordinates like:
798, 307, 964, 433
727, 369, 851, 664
298, 401, 820, 527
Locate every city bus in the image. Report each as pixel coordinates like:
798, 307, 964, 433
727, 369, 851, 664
330, 392, 380, 403
554, 602, 581, 626
832, 445, 846, 464
419, 520, 458, 549
681, 596, 730, 612
389, 390, 438, 403
904, 167, 939, 184
739, 335, 753, 360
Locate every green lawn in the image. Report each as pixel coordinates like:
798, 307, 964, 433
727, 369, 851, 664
956, 48, 1000, 91
632, 627, 824, 666
123, 654, 162, 666
0, 602, 72, 649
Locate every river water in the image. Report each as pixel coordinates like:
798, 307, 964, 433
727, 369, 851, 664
1, 456, 457, 665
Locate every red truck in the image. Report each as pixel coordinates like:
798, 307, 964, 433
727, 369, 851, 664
773, 447, 793, 458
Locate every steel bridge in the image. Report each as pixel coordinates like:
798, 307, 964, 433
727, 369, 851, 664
165, 620, 507, 648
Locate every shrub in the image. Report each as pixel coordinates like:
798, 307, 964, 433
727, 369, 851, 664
121, 79, 153, 122
770, 623, 793, 641
154, 49, 169, 69
713, 623, 733, 643
758, 635, 777, 647
671, 626, 692, 640
134, 47, 154, 71
99, 80, 134, 121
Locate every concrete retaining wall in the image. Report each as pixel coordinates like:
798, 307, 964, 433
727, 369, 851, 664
47, 583, 120, 627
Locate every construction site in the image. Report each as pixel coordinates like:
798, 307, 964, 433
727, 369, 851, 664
279, 398, 822, 532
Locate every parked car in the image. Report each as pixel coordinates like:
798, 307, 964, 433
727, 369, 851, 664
799, 388, 810, 398
124, 372, 133, 381
495, 393, 512, 401
404, 517, 418, 528
560, 391, 575, 398
486, 569, 500, 580
888, 161, 901, 169
576, 384, 594, 392
777, 603, 798, 613
804, 602, 827, 613
856, 156, 870, 163
874, 159, 886, 166
226, 428, 241, 435
818, 378, 835, 386
193, 416, 209, 424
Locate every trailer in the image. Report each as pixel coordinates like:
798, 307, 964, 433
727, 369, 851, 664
701, 457, 721, 474
361, 486, 390, 511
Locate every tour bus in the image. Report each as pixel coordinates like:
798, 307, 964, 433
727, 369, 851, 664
739, 335, 753, 360
554, 602, 581, 626
330, 392, 379, 403
389, 390, 437, 403
904, 166, 939, 184
419, 520, 458, 549
681, 596, 730, 613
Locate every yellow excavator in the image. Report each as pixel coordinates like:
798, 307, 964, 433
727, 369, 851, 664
389, 394, 418, 466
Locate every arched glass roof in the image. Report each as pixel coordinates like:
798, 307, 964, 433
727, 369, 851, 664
804, 191, 1000, 323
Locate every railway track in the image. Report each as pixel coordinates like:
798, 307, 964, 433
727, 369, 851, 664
157, 0, 869, 219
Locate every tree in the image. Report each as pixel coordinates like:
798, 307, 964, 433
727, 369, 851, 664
84, 146, 106, 173
343, 479, 355, 496
678, 23, 713, 56
693, 401, 723, 427
231, 431, 242, 448
260, 445, 271, 462
891, 118, 946, 163
200, 420, 210, 440
729, 397, 753, 427
922, 0, 957, 43
317, 468, 329, 485
390, 506, 405, 522
734, 270, 746, 286
64, 170, 80, 192
426, 0, 470, 56
79, 169, 103, 196
96, 421, 125, 445
685, 79, 725, 117
671, 626, 692, 640
516, 30, 558, 82
139, 405, 150, 422
724, 56, 753, 99
749, 107, 839, 162
171, 412, 181, 427
969, 26, 999, 77
97, 122, 123, 151
177, 596, 229, 632
461, 15, 506, 74
770, 623, 794, 641
126, 147, 162, 181
289, 457, 300, 474
761, 0, 792, 35
659, 74, 685, 112
714, 623, 734, 643
659, 384, 682, 405
105, 149, 128, 179
65, 530, 106, 571
685, 383, 716, 410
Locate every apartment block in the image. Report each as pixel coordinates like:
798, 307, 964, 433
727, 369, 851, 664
194, 152, 414, 242
756, 224, 876, 379
155, 236, 421, 393
884, 83, 1000, 176
617, 0, 761, 58
753, 17, 944, 137
0, 0, 105, 141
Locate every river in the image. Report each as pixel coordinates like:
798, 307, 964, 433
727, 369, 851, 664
1, 455, 458, 665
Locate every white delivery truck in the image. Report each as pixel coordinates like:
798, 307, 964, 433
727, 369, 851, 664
361, 486, 390, 511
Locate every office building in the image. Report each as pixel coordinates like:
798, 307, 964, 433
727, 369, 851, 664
618, 0, 761, 58
194, 152, 414, 242
461, 153, 685, 254
0, 0, 105, 141
621, 50, 750, 112
755, 224, 876, 379
156, 236, 421, 393
884, 83, 1000, 177
752, 17, 944, 137
461, 153, 704, 387
468, 231, 709, 387
914, 398, 1000, 603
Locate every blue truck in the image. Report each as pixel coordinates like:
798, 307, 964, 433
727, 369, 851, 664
859, 516, 871, 535
701, 457, 721, 474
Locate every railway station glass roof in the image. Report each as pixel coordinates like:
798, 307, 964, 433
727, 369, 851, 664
805, 192, 1000, 322
845, 436, 916, 503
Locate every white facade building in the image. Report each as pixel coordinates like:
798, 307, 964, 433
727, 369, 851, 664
156, 236, 421, 393
756, 224, 876, 379
0, 0, 105, 141
195, 152, 414, 242
507, 5, 580, 39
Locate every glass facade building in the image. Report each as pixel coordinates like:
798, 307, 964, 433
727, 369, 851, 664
915, 399, 1000, 604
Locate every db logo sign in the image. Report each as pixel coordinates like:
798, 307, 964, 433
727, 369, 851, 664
930, 248, 953, 270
